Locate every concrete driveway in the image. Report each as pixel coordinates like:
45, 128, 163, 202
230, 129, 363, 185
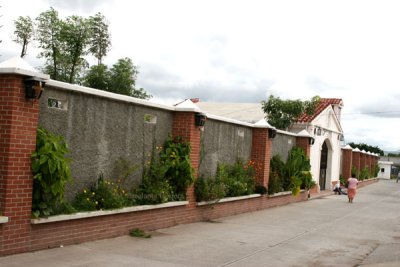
1, 179, 399, 267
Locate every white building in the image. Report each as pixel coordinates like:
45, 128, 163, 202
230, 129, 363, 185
378, 161, 393, 179
291, 98, 344, 191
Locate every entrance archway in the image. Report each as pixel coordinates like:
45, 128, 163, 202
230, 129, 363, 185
319, 141, 328, 190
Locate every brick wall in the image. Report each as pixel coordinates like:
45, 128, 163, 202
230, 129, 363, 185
0, 71, 378, 256
341, 148, 353, 179
0, 75, 38, 255
29, 192, 307, 252
360, 152, 366, 171
352, 151, 360, 177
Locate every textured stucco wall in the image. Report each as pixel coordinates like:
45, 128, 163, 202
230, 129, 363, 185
271, 133, 296, 161
38, 87, 173, 199
198, 119, 252, 178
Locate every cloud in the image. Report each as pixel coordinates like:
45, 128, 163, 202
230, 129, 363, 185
49, 0, 110, 13
355, 96, 400, 118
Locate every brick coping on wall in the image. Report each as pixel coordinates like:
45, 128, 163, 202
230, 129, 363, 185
31, 201, 189, 224
0, 217, 8, 224
196, 194, 262, 206
269, 190, 305, 198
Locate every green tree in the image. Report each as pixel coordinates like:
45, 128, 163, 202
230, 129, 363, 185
108, 58, 152, 99
62, 15, 91, 83
13, 16, 34, 58
83, 64, 110, 90
36, 7, 63, 80
89, 12, 111, 65
261, 95, 320, 130
347, 142, 384, 156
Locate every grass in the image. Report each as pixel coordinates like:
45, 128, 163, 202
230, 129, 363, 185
129, 228, 151, 238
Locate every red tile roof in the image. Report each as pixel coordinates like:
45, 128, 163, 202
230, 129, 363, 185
297, 98, 342, 123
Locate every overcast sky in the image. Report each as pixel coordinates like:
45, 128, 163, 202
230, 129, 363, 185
1, 0, 400, 152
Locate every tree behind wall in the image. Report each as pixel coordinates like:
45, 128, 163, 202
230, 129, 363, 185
347, 142, 384, 156
36, 7, 63, 80
13, 16, 34, 58
261, 95, 320, 130
88, 12, 111, 65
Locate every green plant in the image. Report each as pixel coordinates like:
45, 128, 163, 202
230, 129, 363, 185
195, 176, 225, 202
373, 164, 380, 177
195, 160, 256, 201
31, 127, 72, 218
268, 155, 285, 194
255, 185, 267, 195
339, 174, 346, 186
160, 135, 195, 196
261, 95, 320, 130
351, 166, 358, 178
129, 228, 151, 238
217, 160, 255, 197
73, 174, 129, 211
284, 147, 312, 196
301, 171, 315, 198
359, 167, 369, 181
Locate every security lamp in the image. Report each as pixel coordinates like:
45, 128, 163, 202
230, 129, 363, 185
195, 113, 207, 126
268, 128, 277, 139
24, 77, 46, 99
309, 137, 315, 145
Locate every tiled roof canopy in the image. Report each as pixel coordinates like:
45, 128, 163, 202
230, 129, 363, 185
297, 98, 342, 123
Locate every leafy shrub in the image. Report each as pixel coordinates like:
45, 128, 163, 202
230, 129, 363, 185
133, 155, 174, 205
284, 147, 312, 196
359, 167, 369, 181
195, 160, 256, 201
373, 164, 380, 177
160, 135, 195, 196
31, 127, 72, 218
217, 160, 255, 197
339, 174, 346, 186
255, 185, 267, 195
351, 165, 358, 178
73, 174, 128, 211
268, 155, 285, 194
194, 176, 225, 202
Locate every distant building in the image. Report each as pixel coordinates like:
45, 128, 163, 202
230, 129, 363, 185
378, 161, 393, 179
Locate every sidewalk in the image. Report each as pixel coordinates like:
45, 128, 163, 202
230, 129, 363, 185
1, 179, 399, 267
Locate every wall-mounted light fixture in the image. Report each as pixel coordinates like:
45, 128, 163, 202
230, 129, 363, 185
24, 77, 46, 99
338, 134, 345, 141
315, 127, 322, 136
268, 128, 277, 139
195, 112, 207, 126
309, 137, 315, 145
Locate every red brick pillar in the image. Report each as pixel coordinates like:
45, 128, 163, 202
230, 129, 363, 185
360, 151, 366, 172
172, 111, 201, 205
352, 149, 361, 178
366, 154, 371, 176
296, 137, 311, 158
0, 74, 40, 255
250, 128, 272, 188
341, 146, 353, 180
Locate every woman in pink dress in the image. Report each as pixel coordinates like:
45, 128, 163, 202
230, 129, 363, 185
347, 175, 359, 203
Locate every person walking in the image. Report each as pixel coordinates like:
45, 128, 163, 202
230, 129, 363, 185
397, 172, 400, 183
347, 175, 358, 203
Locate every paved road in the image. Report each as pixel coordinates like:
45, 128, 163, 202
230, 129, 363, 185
1, 179, 400, 267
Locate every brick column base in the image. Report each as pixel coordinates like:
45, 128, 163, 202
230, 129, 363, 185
172, 112, 201, 205
0, 75, 39, 255
251, 128, 271, 189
